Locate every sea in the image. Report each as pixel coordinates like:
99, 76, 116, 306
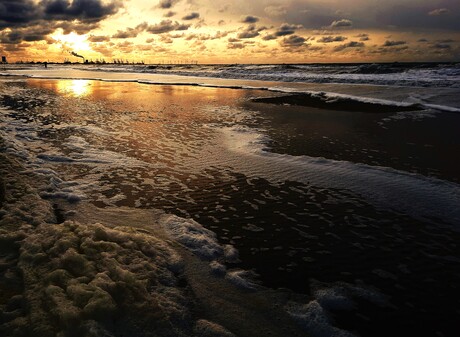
1, 62, 460, 337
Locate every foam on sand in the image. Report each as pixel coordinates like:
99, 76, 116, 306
0, 183, 309, 337
0, 135, 190, 335
160, 214, 253, 291
15, 221, 189, 337
224, 270, 259, 291
285, 281, 388, 337
286, 300, 357, 337
160, 214, 225, 260
1, 131, 292, 336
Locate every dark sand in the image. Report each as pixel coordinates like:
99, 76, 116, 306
252, 93, 423, 113
246, 95, 460, 183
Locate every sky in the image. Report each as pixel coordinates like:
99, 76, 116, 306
0, 0, 459, 63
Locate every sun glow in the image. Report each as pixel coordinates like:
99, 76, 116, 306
57, 80, 92, 97
52, 31, 91, 52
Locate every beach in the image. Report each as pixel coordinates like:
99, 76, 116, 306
1, 64, 460, 337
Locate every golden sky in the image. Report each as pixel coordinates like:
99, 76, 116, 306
1, 0, 459, 63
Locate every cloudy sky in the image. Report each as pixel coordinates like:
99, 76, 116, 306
1, 0, 459, 63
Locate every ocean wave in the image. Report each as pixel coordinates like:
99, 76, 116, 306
98, 62, 460, 88
3, 62, 460, 88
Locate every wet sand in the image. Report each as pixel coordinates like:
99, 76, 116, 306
1, 78, 460, 337
245, 95, 460, 183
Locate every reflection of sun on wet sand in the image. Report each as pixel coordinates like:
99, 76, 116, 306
57, 80, 92, 97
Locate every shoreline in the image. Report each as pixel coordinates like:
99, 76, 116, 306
2, 69, 459, 115
2, 70, 432, 113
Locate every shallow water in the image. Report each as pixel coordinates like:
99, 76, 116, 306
1, 78, 460, 337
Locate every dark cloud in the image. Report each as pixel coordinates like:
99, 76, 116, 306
182, 12, 199, 20
163, 10, 176, 18
355, 33, 370, 41
280, 35, 306, 47
146, 20, 190, 34
213, 31, 229, 39
333, 41, 365, 52
237, 24, 266, 39
23, 34, 47, 42
227, 42, 246, 49
262, 34, 277, 41
56, 20, 100, 34
262, 23, 303, 40
373, 45, 409, 54
183, 32, 225, 42
115, 40, 134, 53
159, 35, 173, 44
0, 24, 55, 44
431, 43, 452, 49
318, 35, 347, 43
0, 0, 40, 28
240, 16, 259, 23
184, 33, 200, 41
90, 42, 112, 56
383, 40, 407, 47
43, 0, 121, 21
0, 0, 122, 44
0, 0, 122, 29
112, 23, 147, 39
88, 35, 110, 42
1, 31, 25, 44
157, 0, 180, 9
274, 23, 303, 37
136, 44, 154, 51
186, 31, 229, 41
1, 42, 32, 55
111, 30, 136, 39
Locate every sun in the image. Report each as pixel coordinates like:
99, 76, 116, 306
51, 30, 92, 52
